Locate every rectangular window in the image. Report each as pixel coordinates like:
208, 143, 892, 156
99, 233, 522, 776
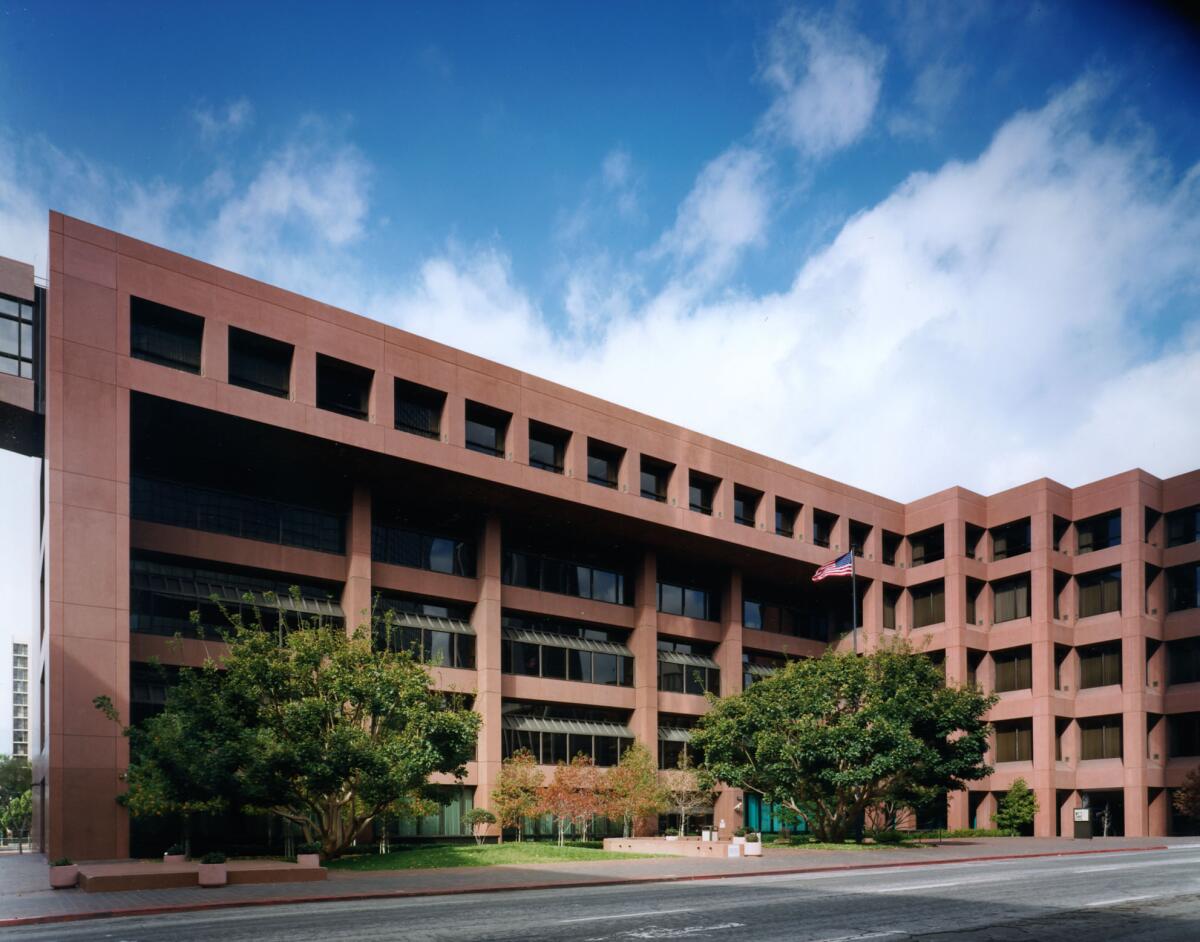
502, 549, 627, 605
1053, 515, 1070, 552
733, 485, 761, 527
1078, 567, 1121, 618
1079, 641, 1122, 689
657, 581, 714, 621
911, 579, 945, 628
991, 518, 1031, 561
316, 354, 372, 420
394, 378, 445, 439
966, 577, 984, 625
1168, 636, 1200, 686
965, 523, 985, 560
909, 526, 945, 566
465, 401, 510, 457
882, 584, 901, 630
587, 439, 623, 488
995, 720, 1033, 762
849, 520, 871, 558
775, 498, 799, 538
688, 471, 716, 515
130, 297, 203, 373
528, 421, 569, 473
993, 647, 1032, 692
992, 573, 1031, 623
1167, 564, 1200, 613
372, 523, 476, 576
812, 509, 837, 548
1168, 714, 1200, 758
0, 294, 35, 379
640, 456, 672, 502
225, 329, 292, 401
1076, 510, 1121, 554
1166, 505, 1200, 548
882, 530, 901, 566
1079, 716, 1122, 760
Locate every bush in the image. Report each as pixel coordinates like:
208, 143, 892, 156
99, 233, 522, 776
296, 842, 322, 855
733, 826, 747, 837
664, 827, 679, 836
199, 852, 226, 864
50, 857, 73, 867
871, 829, 904, 844
995, 779, 1039, 835
165, 843, 186, 856
745, 832, 761, 843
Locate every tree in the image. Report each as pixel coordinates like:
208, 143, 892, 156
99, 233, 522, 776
995, 778, 1039, 834
602, 742, 668, 837
462, 808, 496, 845
491, 749, 543, 843
0, 755, 31, 807
1173, 766, 1200, 824
1, 789, 31, 852
539, 754, 601, 846
95, 600, 480, 859
692, 642, 995, 843
661, 751, 712, 837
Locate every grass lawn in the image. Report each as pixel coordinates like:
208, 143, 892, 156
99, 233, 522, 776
326, 841, 656, 871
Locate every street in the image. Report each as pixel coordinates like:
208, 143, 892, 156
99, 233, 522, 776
7, 846, 1200, 941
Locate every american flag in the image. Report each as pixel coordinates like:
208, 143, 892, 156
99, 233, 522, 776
812, 551, 854, 582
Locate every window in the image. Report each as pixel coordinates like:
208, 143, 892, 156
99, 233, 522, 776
994, 647, 1032, 692
688, 471, 716, 515
657, 639, 720, 695
1167, 564, 1199, 613
733, 485, 761, 527
394, 379, 445, 439
882, 584, 901, 630
658, 581, 714, 621
1076, 510, 1120, 554
882, 530, 902, 566
965, 523, 985, 560
375, 596, 475, 669
640, 456, 672, 502
992, 573, 1031, 623
1168, 637, 1200, 686
911, 579, 945, 628
995, 720, 1033, 762
743, 651, 787, 687
130, 296, 203, 373
1055, 644, 1070, 690
909, 526, 944, 566
500, 614, 632, 687
743, 594, 829, 642
1079, 716, 1122, 760
1079, 642, 1122, 689
967, 651, 984, 688
501, 702, 632, 767
991, 518, 1031, 561
372, 522, 476, 577
465, 401, 510, 457
503, 548, 628, 605
1078, 567, 1121, 617
849, 520, 871, 557
1166, 505, 1200, 548
0, 293, 35, 378
1053, 570, 1070, 620
1168, 714, 1200, 758
228, 327, 292, 398
812, 510, 837, 548
966, 577, 984, 625
775, 498, 799, 538
528, 421, 569, 473
1053, 516, 1070, 552
316, 354, 372, 420
587, 439, 623, 488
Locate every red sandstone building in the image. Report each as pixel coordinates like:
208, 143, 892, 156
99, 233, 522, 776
2, 213, 1199, 860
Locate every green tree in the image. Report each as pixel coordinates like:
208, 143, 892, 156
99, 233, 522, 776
1, 789, 31, 851
490, 749, 543, 843
995, 778, 1039, 834
0, 755, 31, 807
1173, 765, 1200, 824
661, 750, 712, 838
602, 742, 668, 837
462, 808, 496, 845
692, 643, 995, 843
95, 601, 480, 859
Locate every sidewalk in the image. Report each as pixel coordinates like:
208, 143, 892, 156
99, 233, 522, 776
0, 836, 1189, 928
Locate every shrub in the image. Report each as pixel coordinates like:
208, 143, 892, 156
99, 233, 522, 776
745, 832, 761, 843
199, 852, 226, 864
165, 843, 186, 856
664, 827, 679, 836
50, 857, 73, 867
296, 842, 322, 855
871, 829, 904, 844
733, 826, 747, 837
995, 779, 1039, 834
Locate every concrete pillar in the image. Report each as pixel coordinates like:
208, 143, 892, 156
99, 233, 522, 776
631, 551, 659, 749
714, 568, 743, 839
947, 790, 970, 830
341, 486, 373, 634
472, 514, 504, 828
1149, 787, 1169, 836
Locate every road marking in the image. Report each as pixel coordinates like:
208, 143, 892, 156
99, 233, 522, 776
1084, 894, 1157, 908
866, 875, 1017, 893
561, 909, 692, 924
624, 924, 745, 939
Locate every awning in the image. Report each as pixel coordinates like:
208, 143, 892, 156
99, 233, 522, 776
389, 611, 475, 636
502, 626, 630, 656
657, 727, 694, 742
132, 571, 343, 618
657, 650, 720, 670
744, 663, 778, 678
501, 714, 633, 738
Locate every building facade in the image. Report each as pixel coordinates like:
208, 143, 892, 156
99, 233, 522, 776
6, 213, 1200, 860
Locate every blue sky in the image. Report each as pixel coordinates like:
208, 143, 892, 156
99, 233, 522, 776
0, 0, 1198, 502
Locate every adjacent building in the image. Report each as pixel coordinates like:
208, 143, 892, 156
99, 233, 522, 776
3, 213, 1199, 860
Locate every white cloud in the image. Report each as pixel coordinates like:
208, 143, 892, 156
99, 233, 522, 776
194, 98, 254, 140
759, 10, 886, 158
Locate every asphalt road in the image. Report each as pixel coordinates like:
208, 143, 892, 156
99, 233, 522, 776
8, 846, 1200, 941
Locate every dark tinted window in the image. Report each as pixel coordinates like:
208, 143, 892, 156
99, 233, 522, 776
465, 401, 510, 456
1077, 510, 1121, 554
993, 573, 1031, 623
1078, 567, 1121, 617
1079, 642, 1122, 689
228, 327, 292, 398
316, 354, 372, 420
395, 379, 445, 439
130, 297, 203, 373
991, 518, 1031, 561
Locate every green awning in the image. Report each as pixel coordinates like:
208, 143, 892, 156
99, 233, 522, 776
657, 650, 720, 670
744, 663, 778, 678
502, 626, 630, 657
657, 727, 694, 742
501, 714, 633, 738
132, 571, 343, 618
390, 611, 475, 636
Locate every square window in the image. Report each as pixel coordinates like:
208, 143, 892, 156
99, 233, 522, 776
130, 297, 203, 373
587, 438, 623, 488
465, 401, 511, 457
316, 354, 373, 420
529, 421, 569, 473
733, 485, 761, 528
640, 456, 672, 502
395, 379, 445, 439
689, 471, 717, 515
228, 327, 292, 398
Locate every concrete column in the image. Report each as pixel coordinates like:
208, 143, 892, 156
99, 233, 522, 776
714, 568, 743, 838
202, 320, 228, 383
1059, 789, 1081, 837
341, 486, 373, 634
1149, 787, 1169, 836
947, 790, 970, 830
631, 550, 659, 748
472, 515, 504, 828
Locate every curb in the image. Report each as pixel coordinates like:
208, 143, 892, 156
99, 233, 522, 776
0, 844, 1170, 929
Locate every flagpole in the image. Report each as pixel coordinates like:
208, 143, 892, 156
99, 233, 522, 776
851, 551, 858, 654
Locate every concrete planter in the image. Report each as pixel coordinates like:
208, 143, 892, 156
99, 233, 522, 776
163, 854, 187, 864
197, 863, 228, 887
664, 835, 679, 842
701, 829, 714, 842
296, 853, 321, 868
49, 864, 78, 889
732, 835, 746, 846
744, 840, 763, 857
